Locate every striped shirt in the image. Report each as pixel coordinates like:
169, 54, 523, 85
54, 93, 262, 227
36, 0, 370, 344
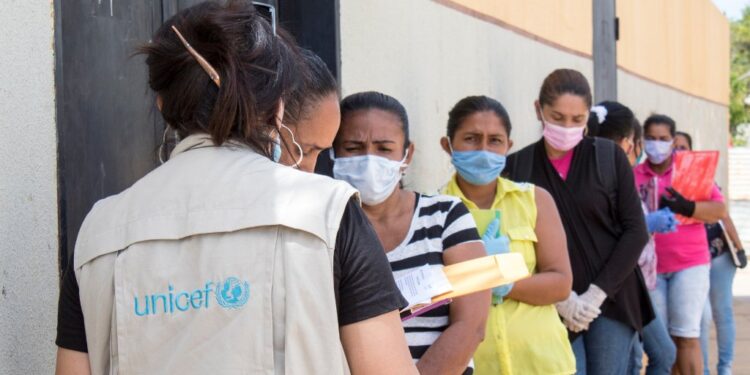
386, 193, 481, 373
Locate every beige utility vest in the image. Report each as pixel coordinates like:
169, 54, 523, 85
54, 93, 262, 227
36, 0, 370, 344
74, 134, 356, 374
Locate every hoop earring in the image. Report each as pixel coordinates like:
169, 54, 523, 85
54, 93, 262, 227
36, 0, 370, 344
280, 123, 303, 167
158, 126, 170, 164
158, 125, 180, 164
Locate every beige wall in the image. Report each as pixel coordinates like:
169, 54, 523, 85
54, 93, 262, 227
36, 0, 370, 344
436, 0, 592, 56
340, 0, 593, 193
437, 0, 730, 105
0, 1, 59, 373
340, 0, 729, 193
617, 0, 730, 105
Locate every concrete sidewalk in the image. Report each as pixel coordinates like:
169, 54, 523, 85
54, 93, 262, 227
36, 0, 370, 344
705, 295, 750, 373
717, 297, 750, 374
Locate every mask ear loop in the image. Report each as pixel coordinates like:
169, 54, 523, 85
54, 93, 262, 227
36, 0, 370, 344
399, 149, 411, 176
280, 123, 303, 167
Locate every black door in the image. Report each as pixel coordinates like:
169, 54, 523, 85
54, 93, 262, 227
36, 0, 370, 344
55, 0, 339, 272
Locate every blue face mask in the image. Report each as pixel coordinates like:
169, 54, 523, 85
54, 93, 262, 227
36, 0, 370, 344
450, 144, 506, 186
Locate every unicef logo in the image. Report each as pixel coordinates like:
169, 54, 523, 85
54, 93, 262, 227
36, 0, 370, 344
215, 277, 250, 309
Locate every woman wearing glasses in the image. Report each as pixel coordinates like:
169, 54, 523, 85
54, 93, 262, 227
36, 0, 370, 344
54, 2, 416, 374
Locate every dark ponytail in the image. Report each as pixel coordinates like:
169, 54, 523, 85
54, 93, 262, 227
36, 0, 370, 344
593, 101, 636, 143
139, 0, 306, 158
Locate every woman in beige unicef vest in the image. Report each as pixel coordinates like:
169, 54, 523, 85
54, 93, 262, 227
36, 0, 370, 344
55, 2, 416, 374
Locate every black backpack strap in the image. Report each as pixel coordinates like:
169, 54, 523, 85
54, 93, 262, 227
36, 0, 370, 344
594, 137, 618, 210
511, 144, 536, 183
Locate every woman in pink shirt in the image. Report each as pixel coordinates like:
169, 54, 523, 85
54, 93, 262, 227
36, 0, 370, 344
633, 114, 727, 375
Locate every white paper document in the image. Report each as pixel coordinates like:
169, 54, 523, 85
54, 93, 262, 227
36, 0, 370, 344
395, 264, 453, 311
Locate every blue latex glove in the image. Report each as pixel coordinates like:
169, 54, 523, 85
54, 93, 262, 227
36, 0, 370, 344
482, 217, 513, 302
645, 208, 678, 234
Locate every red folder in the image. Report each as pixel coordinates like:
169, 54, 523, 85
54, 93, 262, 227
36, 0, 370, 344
671, 151, 719, 224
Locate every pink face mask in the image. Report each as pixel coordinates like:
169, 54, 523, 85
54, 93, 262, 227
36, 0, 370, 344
542, 117, 585, 152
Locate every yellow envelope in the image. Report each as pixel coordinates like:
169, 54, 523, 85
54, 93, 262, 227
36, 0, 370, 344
432, 253, 529, 302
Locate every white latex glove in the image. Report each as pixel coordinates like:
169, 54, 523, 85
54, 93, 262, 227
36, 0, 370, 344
563, 318, 586, 333
555, 292, 592, 332
575, 284, 607, 326
555, 291, 579, 320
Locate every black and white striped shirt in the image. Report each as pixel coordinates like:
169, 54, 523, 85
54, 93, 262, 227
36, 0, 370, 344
386, 193, 481, 373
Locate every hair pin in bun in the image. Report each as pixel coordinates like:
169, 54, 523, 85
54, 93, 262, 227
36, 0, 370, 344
171, 25, 221, 87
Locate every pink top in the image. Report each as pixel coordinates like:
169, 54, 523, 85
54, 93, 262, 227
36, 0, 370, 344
549, 150, 574, 180
633, 162, 724, 274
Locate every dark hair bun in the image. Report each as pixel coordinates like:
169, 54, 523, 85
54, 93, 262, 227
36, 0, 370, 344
594, 101, 636, 143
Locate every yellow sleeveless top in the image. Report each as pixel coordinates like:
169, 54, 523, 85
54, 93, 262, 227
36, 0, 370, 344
444, 175, 575, 375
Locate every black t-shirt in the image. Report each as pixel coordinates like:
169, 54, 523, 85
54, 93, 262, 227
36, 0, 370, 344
56, 197, 406, 353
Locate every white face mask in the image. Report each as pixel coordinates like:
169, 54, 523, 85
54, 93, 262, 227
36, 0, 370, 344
644, 140, 673, 165
331, 150, 409, 206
